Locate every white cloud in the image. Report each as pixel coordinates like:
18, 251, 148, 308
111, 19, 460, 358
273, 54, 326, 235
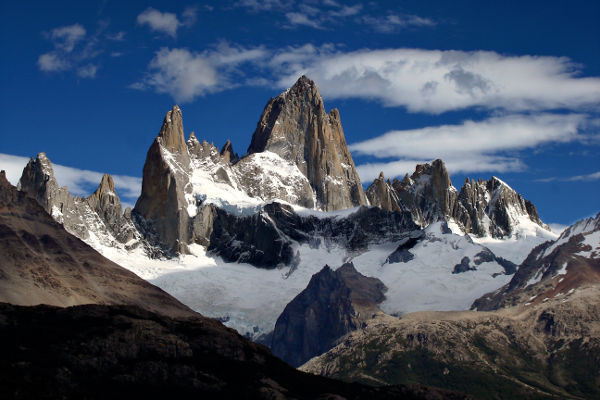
76, 63, 98, 79
285, 12, 323, 29
37, 23, 88, 73
348, 113, 587, 182
136, 7, 198, 37
38, 22, 108, 77
181, 6, 198, 27
330, 4, 362, 17
137, 7, 180, 37
107, 31, 126, 41
271, 47, 600, 113
538, 171, 600, 183
0, 153, 141, 202
133, 43, 267, 102
362, 14, 435, 33
49, 24, 86, 53
38, 52, 70, 72
235, 0, 290, 12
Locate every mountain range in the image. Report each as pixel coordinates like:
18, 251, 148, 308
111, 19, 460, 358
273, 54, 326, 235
2, 75, 598, 398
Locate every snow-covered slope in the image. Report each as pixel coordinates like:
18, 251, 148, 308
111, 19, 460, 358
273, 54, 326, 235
87, 218, 537, 340
473, 212, 600, 311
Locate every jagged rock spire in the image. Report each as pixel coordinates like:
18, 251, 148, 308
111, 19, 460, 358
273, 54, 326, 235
158, 105, 187, 155
134, 105, 193, 254
368, 159, 549, 238
220, 140, 239, 164
366, 171, 401, 212
247, 75, 367, 211
17, 153, 76, 223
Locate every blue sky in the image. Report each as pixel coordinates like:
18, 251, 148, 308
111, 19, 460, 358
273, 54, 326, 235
0, 0, 598, 227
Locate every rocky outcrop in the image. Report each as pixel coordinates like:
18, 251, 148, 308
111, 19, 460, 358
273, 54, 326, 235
206, 202, 418, 268
86, 174, 136, 244
271, 262, 386, 367
366, 159, 549, 238
391, 159, 458, 226
220, 139, 239, 164
366, 172, 402, 212
17, 153, 87, 238
247, 75, 367, 211
302, 285, 600, 399
455, 177, 547, 237
17, 153, 139, 249
0, 171, 194, 318
0, 303, 473, 400
385, 230, 425, 264
473, 212, 600, 311
134, 105, 193, 254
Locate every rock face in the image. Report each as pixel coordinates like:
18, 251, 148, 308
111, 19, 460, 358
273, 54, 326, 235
365, 172, 402, 212
0, 171, 193, 318
220, 139, 239, 164
17, 153, 86, 237
271, 262, 386, 367
0, 303, 473, 400
455, 176, 546, 237
17, 153, 138, 248
247, 75, 367, 211
473, 212, 600, 311
206, 203, 418, 268
366, 159, 549, 238
87, 174, 136, 244
134, 105, 193, 254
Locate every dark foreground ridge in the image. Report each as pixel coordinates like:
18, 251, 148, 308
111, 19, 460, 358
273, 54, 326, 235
0, 303, 476, 400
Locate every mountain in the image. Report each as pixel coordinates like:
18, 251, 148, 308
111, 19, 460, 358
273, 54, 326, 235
247, 75, 367, 211
366, 159, 550, 238
131, 77, 367, 254
0, 304, 479, 400
301, 284, 600, 400
11, 76, 556, 341
299, 214, 600, 399
473, 212, 600, 311
271, 262, 386, 367
1, 168, 476, 399
134, 105, 193, 254
17, 153, 139, 250
0, 170, 192, 318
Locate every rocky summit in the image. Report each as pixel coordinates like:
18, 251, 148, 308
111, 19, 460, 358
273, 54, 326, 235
473, 212, 600, 310
367, 159, 549, 238
248, 75, 368, 211
134, 105, 193, 254
271, 262, 387, 367
17, 153, 139, 249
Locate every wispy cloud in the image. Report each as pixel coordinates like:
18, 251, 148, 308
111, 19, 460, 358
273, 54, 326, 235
131, 42, 267, 102
235, 1, 433, 32
38, 24, 87, 72
285, 11, 323, 29
348, 113, 588, 181
537, 171, 600, 183
0, 153, 141, 205
361, 13, 435, 33
235, 0, 291, 12
271, 47, 600, 113
136, 6, 198, 37
131, 42, 600, 114
37, 22, 117, 79
77, 63, 98, 78
137, 8, 180, 37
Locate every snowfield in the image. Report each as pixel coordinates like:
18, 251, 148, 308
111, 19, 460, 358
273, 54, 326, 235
88, 217, 555, 340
